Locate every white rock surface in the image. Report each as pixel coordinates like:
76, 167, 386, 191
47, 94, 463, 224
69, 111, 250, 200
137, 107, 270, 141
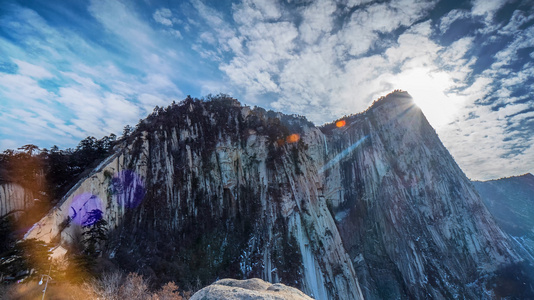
191, 278, 314, 300
0, 183, 34, 218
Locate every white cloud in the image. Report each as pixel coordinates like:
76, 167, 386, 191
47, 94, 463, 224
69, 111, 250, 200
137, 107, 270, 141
471, 0, 508, 19
435, 22, 534, 180
0, 73, 53, 103
298, 0, 336, 44
0, 97, 83, 148
13, 59, 54, 79
492, 26, 534, 69
439, 9, 470, 33
0, 139, 18, 151
441, 98, 534, 180
0, 2, 191, 151
153, 8, 173, 26
219, 17, 299, 96
191, 0, 234, 40
61, 71, 100, 90
346, 0, 374, 7
166, 29, 182, 39
501, 9, 534, 33
193, 0, 438, 121
138, 93, 168, 113
199, 32, 216, 45
1, 0, 532, 181
103, 93, 142, 132
232, 0, 282, 23
153, 8, 183, 39
88, 0, 154, 50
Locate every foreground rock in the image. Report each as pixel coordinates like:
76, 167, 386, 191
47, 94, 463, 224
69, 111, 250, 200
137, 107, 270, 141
191, 278, 314, 300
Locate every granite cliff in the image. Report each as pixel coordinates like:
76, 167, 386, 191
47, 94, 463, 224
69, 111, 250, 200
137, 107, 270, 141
0, 183, 34, 219
22, 92, 526, 299
321, 93, 520, 298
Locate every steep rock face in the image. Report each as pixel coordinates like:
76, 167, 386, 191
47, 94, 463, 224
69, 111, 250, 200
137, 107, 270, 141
25, 97, 362, 299
0, 183, 34, 218
473, 174, 534, 262
321, 93, 519, 299
24, 93, 521, 299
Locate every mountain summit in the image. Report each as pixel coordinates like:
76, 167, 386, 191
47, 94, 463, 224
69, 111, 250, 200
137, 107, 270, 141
23, 92, 526, 299
322, 91, 520, 298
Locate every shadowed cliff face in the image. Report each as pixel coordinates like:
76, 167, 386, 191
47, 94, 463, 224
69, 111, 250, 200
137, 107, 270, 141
23, 92, 521, 299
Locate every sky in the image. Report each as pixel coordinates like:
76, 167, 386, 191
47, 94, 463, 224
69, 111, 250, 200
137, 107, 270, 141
0, 0, 533, 180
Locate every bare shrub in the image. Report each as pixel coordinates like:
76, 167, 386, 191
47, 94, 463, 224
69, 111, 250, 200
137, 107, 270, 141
85, 271, 123, 300
152, 281, 183, 300
118, 272, 149, 300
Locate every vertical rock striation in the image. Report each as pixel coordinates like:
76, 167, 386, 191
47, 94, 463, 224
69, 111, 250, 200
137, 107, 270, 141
25, 97, 363, 299
23, 92, 522, 299
322, 92, 519, 298
0, 183, 34, 219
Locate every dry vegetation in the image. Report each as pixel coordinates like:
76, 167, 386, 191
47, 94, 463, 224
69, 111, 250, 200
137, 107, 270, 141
1, 272, 190, 300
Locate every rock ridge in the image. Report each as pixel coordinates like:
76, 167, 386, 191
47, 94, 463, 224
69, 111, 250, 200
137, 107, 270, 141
21, 92, 522, 299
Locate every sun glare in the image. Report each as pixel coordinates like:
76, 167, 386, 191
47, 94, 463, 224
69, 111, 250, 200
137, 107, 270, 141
287, 133, 300, 143
385, 67, 464, 129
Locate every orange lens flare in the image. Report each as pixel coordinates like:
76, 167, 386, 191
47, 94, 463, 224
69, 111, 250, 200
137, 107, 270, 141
286, 134, 300, 143
336, 120, 346, 128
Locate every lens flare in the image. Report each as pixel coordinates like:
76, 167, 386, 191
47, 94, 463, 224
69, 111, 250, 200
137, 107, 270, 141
320, 136, 368, 174
69, 193, 103, 226
111, 170, 146, 208
336, 120, 346, 128
287, 133, 300, 143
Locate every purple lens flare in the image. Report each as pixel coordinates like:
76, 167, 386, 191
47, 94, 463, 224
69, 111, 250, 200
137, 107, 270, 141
69, 193, 103, 226
111, 170, 146, 208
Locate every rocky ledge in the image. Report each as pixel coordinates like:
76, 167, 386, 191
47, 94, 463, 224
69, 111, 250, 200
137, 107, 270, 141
191, 278, 314, 300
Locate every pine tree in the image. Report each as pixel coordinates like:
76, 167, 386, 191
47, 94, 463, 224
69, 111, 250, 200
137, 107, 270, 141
82, 215, 108, 258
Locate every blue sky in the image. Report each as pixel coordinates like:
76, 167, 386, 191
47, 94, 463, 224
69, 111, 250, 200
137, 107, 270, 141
0, 0, 533, 180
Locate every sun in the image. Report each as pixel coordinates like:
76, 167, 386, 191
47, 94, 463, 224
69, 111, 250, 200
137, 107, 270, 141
384, 67, 464, 129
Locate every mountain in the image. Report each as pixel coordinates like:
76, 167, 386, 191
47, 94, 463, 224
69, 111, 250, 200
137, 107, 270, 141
321, 93, 523, 299
473, 174, 534, 263
24, 95, 363, 299
20, 92, 529, 299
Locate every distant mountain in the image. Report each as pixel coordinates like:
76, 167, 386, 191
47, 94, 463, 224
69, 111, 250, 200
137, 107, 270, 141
473, 173, 534, 263
17, 92, 531, 299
